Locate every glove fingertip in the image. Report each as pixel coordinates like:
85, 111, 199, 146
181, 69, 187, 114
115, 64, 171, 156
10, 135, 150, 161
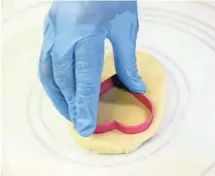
75, 122, 96, 137
117, 71, 147, 94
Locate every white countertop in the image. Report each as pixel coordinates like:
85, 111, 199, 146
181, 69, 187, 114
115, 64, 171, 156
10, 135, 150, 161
2, 1, 215, 176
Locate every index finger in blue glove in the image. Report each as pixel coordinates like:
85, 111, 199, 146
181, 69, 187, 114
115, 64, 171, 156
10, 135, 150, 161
74, 29, 106, 137
50, 23, 106, 137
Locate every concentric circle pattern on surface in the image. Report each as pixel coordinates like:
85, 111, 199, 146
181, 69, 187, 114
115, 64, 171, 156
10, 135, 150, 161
2, 1, 215, 176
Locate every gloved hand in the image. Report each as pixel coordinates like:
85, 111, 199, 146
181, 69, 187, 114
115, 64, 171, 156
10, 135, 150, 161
39, 0, 146, 137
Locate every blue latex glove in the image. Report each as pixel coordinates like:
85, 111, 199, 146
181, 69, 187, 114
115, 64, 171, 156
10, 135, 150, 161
39, 1, 146, 137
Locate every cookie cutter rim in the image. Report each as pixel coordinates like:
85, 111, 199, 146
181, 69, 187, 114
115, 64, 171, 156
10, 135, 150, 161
94, 74, 154, 134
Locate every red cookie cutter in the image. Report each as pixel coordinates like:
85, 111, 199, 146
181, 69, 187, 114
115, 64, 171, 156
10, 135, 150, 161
94, 74, 154, 134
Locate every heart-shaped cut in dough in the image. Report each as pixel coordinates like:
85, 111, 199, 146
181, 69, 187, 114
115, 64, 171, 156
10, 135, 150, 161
95, 74, 154, 134
69, 52, 166, 154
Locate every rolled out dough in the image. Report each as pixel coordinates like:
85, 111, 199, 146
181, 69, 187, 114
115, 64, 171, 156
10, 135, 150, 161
69, 52, 167, 154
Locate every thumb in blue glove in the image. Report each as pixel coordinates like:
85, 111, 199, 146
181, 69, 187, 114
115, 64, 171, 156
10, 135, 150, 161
39, 1, 146, 137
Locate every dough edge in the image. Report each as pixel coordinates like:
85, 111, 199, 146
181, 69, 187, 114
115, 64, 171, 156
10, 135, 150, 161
69, 52, 167, 154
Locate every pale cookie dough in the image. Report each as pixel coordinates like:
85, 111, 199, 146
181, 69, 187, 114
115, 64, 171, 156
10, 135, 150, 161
70, 52, 167, 154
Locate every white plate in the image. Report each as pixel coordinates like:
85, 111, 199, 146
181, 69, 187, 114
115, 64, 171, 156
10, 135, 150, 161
2, 1, 215, 176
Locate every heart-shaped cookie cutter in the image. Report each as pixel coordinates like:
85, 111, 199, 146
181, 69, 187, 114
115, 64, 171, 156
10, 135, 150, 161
94, 74, 154, 134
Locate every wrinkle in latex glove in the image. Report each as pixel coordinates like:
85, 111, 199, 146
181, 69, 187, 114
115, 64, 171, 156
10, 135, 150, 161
39, 1, 146, 137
